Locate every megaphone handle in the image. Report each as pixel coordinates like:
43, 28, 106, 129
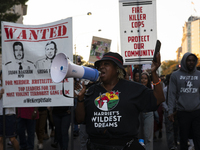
62, 80, 74, 98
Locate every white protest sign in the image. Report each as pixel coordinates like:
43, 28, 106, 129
1, 18, 74, 107
119, 0, 157, 65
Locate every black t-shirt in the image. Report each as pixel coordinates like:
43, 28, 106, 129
84, 79, 157, 140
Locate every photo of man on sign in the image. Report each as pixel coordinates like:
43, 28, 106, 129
5, 41, 36, 78
35, 41, 58, 74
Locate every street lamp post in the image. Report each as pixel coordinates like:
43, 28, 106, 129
87, 12, 92, 15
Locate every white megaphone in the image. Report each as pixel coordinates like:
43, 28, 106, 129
50, 53, 100, 83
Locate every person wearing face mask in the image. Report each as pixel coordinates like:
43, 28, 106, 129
75, 52, 165, 150
0, 70, 19, 150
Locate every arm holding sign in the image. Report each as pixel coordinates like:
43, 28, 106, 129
151, 52, 165, 105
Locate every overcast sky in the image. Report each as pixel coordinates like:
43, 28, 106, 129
23, 0, 200, 62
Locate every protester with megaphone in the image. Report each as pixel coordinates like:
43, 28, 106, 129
75, 52, 165, 150
50, 53, 99, 83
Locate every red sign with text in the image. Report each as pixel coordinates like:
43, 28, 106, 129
119, 0, 157, 65
1, 18, 73, 107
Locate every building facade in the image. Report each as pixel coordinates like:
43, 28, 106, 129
181, 16, 200, 57
10, 4, 27, 24
176, 46, 182, 62
191, 19, 200, 56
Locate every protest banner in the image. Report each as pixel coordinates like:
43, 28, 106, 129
1, 18, 73, 107
119, 0, 157, 65
88, 36, 111, 63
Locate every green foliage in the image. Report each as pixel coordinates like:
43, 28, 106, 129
0, 0, 28, 52
161, 60, 179, 76
0, 0, 28, 22
196, 55, 200, 67
0, 0, 27, 13
0, 12, 20, 22
161, 54, 200, 75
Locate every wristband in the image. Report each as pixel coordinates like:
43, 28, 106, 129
152, 78, 161, 86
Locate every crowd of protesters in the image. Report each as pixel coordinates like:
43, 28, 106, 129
131, 52, 200, 150
0, 52, 200, 150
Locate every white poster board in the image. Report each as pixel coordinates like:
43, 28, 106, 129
1, 18, 74, 107
119, 0, 157, 65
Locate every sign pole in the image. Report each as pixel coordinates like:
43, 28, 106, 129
70, 106, 74, 150
3, 108, 5, 150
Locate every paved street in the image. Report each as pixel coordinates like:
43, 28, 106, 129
5, 123, 179, 150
